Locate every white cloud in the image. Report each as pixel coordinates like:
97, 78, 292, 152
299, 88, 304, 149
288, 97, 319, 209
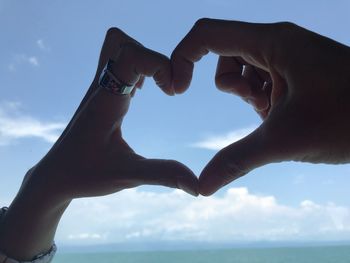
191, 126, 257, 150
28, 56, 39, 66
7, 39, 50, 71
0, 101, 66, 145
36, 39, 50, 51
8, 54, 39, 71
57, 187, 350, 245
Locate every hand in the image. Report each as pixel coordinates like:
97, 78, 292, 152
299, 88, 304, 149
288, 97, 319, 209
0, 28, 198, 260
171, 19, 350, 195
30, 28, 198, 200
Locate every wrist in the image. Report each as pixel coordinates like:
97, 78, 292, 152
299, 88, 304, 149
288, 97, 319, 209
0, 167, 71, 261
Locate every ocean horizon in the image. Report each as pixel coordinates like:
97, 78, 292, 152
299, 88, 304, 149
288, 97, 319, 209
53, 243, 350, 263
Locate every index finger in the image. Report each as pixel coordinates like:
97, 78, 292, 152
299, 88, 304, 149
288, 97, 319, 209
51, 27, 138, 149
171, 18, 275, 94
112, 42, 174, 95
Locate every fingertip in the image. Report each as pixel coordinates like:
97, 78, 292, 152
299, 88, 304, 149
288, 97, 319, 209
256, 108, 269, 120
198, 146, 250, 196
174, 85, 189, 95
252, 97, 270, 112
171, 68, 191, 94
198, 171, 232, 197
171, 71, 191, 94
171, 54, 193, 95
158, 85, 175, 96
176, 164, 199, 197
198, 181, 216, 196
152, 62, 175, 96
177, 181, 199, 197
158, 159, 199, 196
199, 190, 214, 197
198, 167, 224, 196
198, 164, 221, 197
133, 158, 198, 196
160, 83, 176, 96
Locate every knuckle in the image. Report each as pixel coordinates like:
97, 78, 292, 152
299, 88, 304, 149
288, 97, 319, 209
194, 17, 212, 31
106, 27, 123, 37
262, 22, 300, 66
271, 21, 299, 41
274, 21, 297, 30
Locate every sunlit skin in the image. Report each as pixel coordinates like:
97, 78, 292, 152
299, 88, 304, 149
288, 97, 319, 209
1, 19, 350, 261
171, 19, 350, 196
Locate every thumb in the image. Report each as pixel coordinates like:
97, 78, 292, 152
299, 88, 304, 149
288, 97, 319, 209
199, 124, 283, 196
129, 158, 199, 197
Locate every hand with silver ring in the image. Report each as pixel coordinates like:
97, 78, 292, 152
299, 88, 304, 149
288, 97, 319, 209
0, 28, 198, 261
38, 27, 198, 198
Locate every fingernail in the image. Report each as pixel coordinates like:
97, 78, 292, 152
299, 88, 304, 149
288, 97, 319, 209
177, 180, 199, 197
163, 86, 175, 96
247, 99, 259, 112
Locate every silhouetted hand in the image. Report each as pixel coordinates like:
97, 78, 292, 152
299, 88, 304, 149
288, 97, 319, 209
0, 28, 199, 261
28, 28, 198, 200
171, 19, 350, 195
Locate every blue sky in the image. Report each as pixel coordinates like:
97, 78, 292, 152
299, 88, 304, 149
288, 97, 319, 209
1, 0, 350, 245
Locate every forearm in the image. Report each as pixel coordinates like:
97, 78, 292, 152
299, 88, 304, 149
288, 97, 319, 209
0, 168, 71, 261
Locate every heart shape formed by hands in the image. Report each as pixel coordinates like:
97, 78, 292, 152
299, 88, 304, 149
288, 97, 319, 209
34, 19, 350, 202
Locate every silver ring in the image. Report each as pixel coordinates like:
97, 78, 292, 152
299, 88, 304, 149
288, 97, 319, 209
98, 59, 134, 95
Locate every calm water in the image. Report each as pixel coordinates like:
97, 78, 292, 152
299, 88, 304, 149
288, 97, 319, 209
53, 246, 350, 263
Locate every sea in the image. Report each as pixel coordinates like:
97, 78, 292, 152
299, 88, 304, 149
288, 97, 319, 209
53, 245, 350, 263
